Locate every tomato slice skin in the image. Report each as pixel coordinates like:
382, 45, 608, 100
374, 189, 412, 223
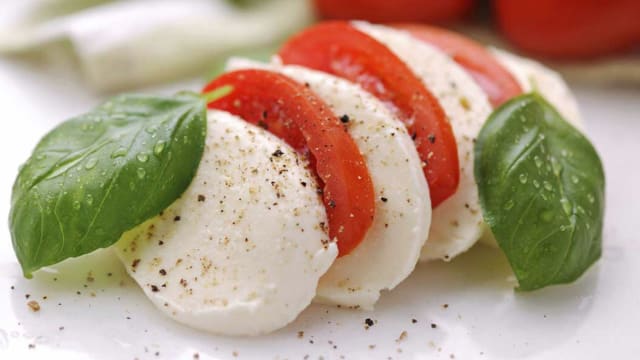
278, 21, 459, 207
396, 24, 522, 108
203, 69, 375, 256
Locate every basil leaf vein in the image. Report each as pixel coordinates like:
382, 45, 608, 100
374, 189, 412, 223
475, 93, 605, 291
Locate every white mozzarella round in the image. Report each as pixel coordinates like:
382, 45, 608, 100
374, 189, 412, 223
115, 110, 337, 336
227, 58, 431, 309
491, 48, 583, 129
354, 22, 493, 262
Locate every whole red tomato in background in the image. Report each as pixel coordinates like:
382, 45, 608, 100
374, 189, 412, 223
313, 0, 476, 24
495, 0, 640, 59
314, 0, 640, 59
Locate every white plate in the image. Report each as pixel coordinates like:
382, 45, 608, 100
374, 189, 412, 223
1, 58, 639, 360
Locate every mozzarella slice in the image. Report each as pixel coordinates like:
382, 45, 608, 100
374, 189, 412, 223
491, 48, 583, 129
115, 110, 337, 336
227, 58, 431, 309
354, 22, 493, 262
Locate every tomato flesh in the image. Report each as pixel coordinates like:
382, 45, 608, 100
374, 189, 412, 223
396, 24, 522, 108
203, 69, 375, 256
278, 21, 459, 207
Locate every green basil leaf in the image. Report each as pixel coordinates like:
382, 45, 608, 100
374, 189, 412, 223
9, 93, 207, 277
475, 93, 605, 291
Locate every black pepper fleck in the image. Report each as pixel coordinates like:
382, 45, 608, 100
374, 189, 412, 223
197, 195, 206, 202
150, 285, 159, 292
272, 149, 284, 157
428, 134, 436, 143
159, 269, 167, 276
328, 200, 336, 208
365, 318, 374, 327
431, 323, 437, 329
380, 197, 388, 202
340, 114, 350, 123
173, 215, 181, 222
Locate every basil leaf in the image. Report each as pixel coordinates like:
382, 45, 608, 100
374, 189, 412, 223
9, 93, 207, 277
475, 93, 605, 291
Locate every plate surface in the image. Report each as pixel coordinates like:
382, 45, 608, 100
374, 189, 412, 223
1, 58, 639, 360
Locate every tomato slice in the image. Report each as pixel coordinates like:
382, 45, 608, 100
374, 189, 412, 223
396, 24, 522, 108
278, 21, 459, 207
203, 69, 375, 256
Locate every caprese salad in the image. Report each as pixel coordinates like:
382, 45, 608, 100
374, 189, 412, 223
9, 21, 605, 336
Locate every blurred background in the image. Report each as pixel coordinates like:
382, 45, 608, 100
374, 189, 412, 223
0, 0, 638, 93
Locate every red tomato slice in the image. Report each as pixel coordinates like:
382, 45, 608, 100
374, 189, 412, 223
203, 69, 375, 256
396, 24, 522, 108
278, 21, 459, 207
313, 0, 475, 24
